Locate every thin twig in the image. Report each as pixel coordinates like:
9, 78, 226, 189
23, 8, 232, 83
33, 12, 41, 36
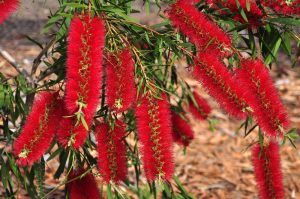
41, 166, 96, 199
31, 36, 56, 75
0, 47, 33, 83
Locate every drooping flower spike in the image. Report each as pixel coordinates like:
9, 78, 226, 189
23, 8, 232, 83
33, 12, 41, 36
206, 0, 265, 27
96, 122, 128, 183
13, 91, 63, 166
235, 58, 289, 137
192, 52, 248, 119
252, 141, 284, 199
260, 0, 300, 16
67, 168, 100, 199
65, 14, 105, 126
135, 91, 174, 181
106, 48, 136, 113
187, 91, 211, 120
0, 0, 19, 24
171, 112, 194, 147
166, 0, 232, 57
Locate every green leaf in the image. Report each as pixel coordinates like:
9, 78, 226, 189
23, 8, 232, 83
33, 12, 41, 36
269, 17, 300, 26
80, 116, 89, 131
163, 183, 172, 198
47, 147, 63, 161
42, 15, 61, 33
285, 128, 299, 140
246, 0, 250, 12
63, 2, 88, 9
236, 0, 248, 22
54, 150, 69, 179
265, 37, 282, 65
107, 183, 113, 199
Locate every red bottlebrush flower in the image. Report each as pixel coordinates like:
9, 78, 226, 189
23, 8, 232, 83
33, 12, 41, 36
106, 49, 136, 113
192, 52, 248, 119
13, 92, 62, 166
235, 59, 289, 137
188, 91, 211, 120
135, 92, 174, 181
96, 122, 127, 183
67, 169, 100, 199
171, 112, 194, 147
166, 0, 232, 56
206, 0, 265, 27
0, 0, 19, 24
252, 141, 284, 199
260, 0, 300, 16
56, 105, 92, 149
65, 14, 105, 122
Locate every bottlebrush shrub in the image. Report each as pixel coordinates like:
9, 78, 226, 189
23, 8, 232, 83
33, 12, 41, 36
235, 58, 289, 137
2, 0, 300, 198
192, 52, 248, 119
106, 49, 136, 113
252, 141, 284, 199
260, 0, 300, 15
67, 169, 100, 199
135, 92, 174, 181
96, 122, 127, 183
0, 0, 19, 24
206, 0, 265, 27
166, 0, 232, 57
187, 91, 211, 120
65, 14, 104, 123
171, 112, 194, 147
13, 92, 62, 166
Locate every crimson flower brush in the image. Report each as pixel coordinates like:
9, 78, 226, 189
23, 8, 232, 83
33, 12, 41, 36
13, 92, 62, 166
167, 0, 232, 57
106, 49, 136, 113
188, 91, 211, 120
171, 112, 194, 147
96, 122, 128, 183
67, 169, 100, 199
65, 14, 105, 126
260, 0, 300, 15
207, 0, 265, 27
135, 92, 174, 181
192, 52, 248, 119
0, 0, 19, 24
252, 141, 284, 199
235, 59, 289, 137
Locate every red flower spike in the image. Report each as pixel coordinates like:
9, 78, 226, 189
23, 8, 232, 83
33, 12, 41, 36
235, 59, 289, 137
65, 14, 105, 122
188, 91, 211, 120
192, 52, 248, 119
171, 112, 194, 147
206, 0, 265, 27
13, 92, 62, 166
96, 122, 128, 183
0, 0, 19, 24
67, 169, 100, 199
56, 105, 92, 149
260, 0, 300, 16
166, 0, 232, 56
106, 49, 136, 113
252, 141, 284, 199
136, 92, 174, 181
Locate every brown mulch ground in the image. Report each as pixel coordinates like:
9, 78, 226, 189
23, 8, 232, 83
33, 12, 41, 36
1, 1, 300, 198
174, 67, 300, 198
